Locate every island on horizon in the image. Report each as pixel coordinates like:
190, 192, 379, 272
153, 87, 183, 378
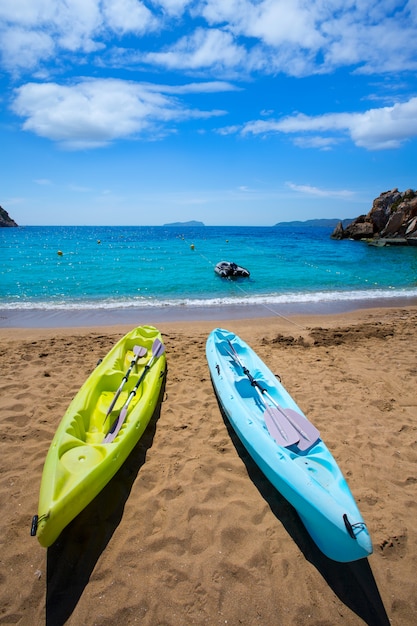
163, 220, 205, 227
275, 218, 353, 228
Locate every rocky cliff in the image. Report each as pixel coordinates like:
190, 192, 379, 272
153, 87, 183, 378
331, 188, 417, 245
0, 206, 18, 227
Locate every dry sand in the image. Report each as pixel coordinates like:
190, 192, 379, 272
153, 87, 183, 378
1, 306, 417, 625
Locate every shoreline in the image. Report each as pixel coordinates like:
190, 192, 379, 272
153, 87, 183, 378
1, 294, 417, 328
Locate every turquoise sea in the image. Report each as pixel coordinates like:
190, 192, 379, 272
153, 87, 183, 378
1, 225, 417, 326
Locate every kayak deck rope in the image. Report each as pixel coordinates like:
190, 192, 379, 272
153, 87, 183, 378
180, 235, 305, 330
231, 280, 305, 330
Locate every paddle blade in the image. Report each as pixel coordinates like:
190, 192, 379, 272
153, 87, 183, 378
264, 407, 300, 447
118, 405, 128, 423
103, 430, 116, 444
281, 408, 320, 451
134, 345, 147, 358
152, 338, 165, 358
103, 406, 128, 443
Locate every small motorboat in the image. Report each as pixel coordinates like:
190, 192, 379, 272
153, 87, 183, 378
214, 261, 250, 278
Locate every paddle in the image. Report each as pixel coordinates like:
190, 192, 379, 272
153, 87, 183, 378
252, 381, 300, 446
226, 340, 319, 450
260, 388, 320, 451
103, 339, 165, 444
103, 345, 147, 424
226, 342, 298, 446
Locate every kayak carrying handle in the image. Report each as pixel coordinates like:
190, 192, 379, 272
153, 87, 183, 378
30, 512, 49, 537
343, 514, 368, 540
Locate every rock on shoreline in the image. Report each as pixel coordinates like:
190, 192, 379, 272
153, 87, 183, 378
0, 206, 18, 227
331, 188, 417, 245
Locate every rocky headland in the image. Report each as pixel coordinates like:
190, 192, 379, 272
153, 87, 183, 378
331, 188, 417, 246
0, 206, 18, 227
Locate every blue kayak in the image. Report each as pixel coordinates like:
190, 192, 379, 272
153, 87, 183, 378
206, 328, 372, 562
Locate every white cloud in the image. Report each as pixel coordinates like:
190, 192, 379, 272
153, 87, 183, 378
241, 0, 323, 49
170, 80, 239, 94
11, 78, 229, 148
0, 0, 56, 26
144, 27, 246, 71
293, 135, 339, 150
101, 0, 157, 35
286, 182, 354, 199
349, 98, 417, 149
199, 0, 417, 76
0, 0, 103, 71
215, 124, 242, 135
0, 27, 54, 71
240, 97, 417, 150
1, 0, 417, 76
2, 2, 417, 154
154, 0, 194, 17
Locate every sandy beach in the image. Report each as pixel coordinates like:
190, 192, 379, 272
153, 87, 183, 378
1, 305, 417, 625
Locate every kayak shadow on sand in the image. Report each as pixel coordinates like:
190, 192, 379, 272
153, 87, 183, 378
219, 407, 390, 626
45, 377, 166, 626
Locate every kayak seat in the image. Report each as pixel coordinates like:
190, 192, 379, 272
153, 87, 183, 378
234, 377, 257, 398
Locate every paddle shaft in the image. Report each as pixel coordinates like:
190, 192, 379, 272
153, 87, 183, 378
121, 363, 150, 414
119, 344, 163, 418
104, 345, 146, 422
227, 340, 270, 395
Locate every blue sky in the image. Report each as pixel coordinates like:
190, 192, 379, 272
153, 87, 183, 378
1, 1, 417, 226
